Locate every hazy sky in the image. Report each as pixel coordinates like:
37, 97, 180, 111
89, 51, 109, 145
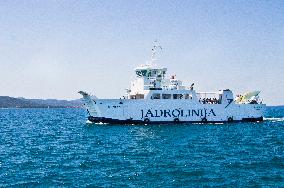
0, 0, 283, 105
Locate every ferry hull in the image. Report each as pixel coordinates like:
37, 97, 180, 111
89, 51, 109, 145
82, 98, 265, 124
87, 115, 264, 124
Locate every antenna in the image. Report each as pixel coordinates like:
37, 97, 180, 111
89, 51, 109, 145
150, 40, 162, 65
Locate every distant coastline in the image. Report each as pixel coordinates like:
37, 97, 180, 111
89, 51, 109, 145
0, 96, 283, 109
0, 96, 83, 108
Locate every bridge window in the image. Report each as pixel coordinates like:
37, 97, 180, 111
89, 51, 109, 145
162, 94, 171, 99
136, 71, 142, 77
141, 70, 147, 76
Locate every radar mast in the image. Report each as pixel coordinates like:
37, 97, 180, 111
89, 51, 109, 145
149, 40, 162, 66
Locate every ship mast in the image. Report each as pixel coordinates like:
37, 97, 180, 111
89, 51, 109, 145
149, 40, 162, 66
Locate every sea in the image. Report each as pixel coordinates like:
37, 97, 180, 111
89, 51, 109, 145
0, 107, 283, 187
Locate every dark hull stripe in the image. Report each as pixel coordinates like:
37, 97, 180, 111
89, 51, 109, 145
87, 116, 264, 124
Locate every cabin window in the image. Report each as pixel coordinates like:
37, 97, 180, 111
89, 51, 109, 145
130, 95, 136, 99
185, 94, 189, 99
173, 94, 183, 99
162, 94, 171, 99
152, 93, 161, 99
185, 94, 193, 99
130, 94, 144, 99
136, 94, 144, 99
173, 94, 178, 99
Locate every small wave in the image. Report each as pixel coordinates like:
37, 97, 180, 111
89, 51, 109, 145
86, 120, 109, 125
264, 117, 284, 122
95, 122, 109, 125
86, 120, 94, 124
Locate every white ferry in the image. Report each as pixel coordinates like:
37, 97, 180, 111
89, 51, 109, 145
79, 44, 265, 124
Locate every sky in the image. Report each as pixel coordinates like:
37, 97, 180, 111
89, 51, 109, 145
0, 0, 283, 105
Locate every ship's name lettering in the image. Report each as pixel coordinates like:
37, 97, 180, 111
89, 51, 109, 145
141, 109, 216, 119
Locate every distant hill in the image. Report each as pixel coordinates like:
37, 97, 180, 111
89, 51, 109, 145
0, 96, 83, 108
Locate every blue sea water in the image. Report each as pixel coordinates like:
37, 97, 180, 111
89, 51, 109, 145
0, 107, 283, 187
